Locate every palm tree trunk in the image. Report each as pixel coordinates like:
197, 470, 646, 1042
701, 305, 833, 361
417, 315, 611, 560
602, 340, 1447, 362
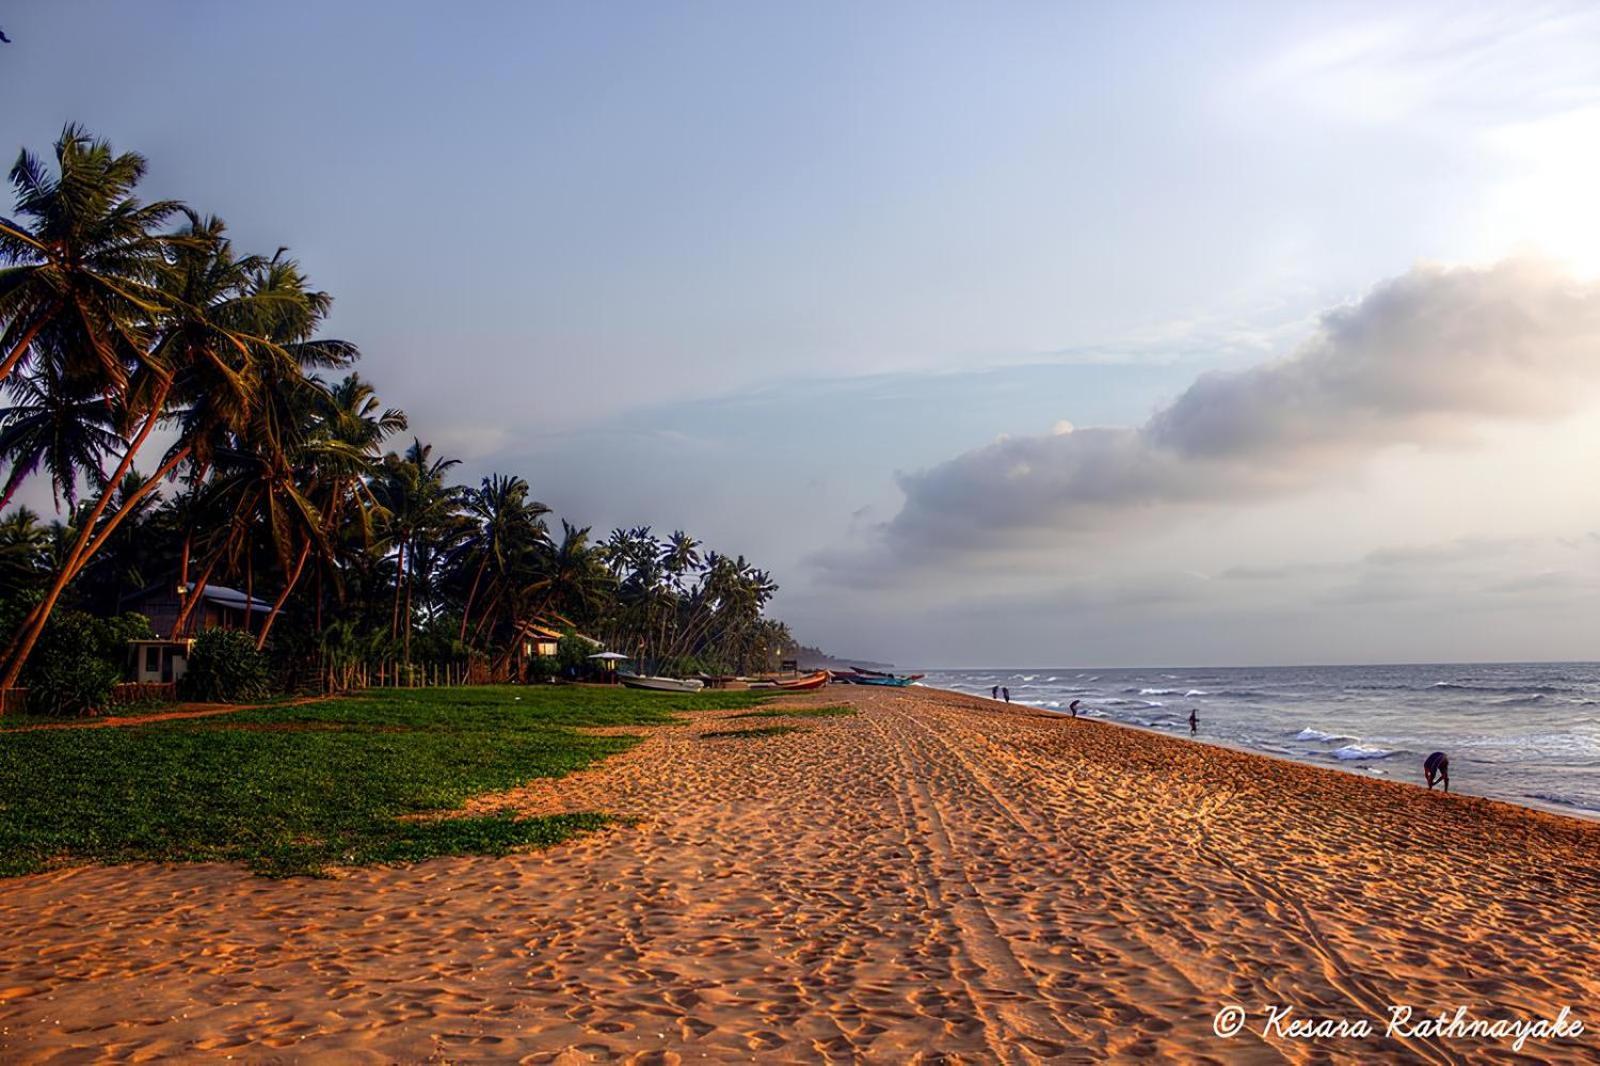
390, 538, 405, 639
402, 561, 414, 665
458, 552, 489, 643
470, 584, 503, 643
175, 548, 224, 636
0, 389, 176, 687
244, 550, 254, 636
256, 541, 311, 650
0, 315, 51, 388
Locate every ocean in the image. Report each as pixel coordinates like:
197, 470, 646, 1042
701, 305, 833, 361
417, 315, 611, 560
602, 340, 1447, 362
918, 662, 1600, 819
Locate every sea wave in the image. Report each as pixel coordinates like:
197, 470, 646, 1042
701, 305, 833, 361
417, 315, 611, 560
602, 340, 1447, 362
1295, 728, 1358, 743
1330, 744, 1399, 761
1523, 791, 1600, 813
1431, 682, 1564, 695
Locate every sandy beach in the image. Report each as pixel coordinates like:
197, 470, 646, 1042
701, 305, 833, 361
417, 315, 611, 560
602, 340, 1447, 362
2, 684, 1597, 1063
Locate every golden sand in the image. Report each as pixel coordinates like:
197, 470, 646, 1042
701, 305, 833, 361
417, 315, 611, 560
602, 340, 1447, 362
1, 686, 1596, 1063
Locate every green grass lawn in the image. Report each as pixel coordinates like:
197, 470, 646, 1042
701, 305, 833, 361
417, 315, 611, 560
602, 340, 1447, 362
0, 685, 769, 878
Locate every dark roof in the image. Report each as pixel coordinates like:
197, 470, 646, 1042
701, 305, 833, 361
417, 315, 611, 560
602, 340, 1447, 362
125, 582, 272, 613
199, 585, 272, 612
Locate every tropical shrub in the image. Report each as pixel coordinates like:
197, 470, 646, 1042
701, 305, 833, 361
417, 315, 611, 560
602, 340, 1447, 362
556, 631, 592, 676
181, 628, 273, 703
23, 611, 152, 716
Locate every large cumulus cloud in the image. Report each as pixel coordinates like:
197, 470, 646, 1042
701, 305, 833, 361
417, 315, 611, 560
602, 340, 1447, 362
860, 259, 1600, 565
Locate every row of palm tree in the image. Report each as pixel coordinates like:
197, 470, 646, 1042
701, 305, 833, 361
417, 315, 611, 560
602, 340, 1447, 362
0, 125, 792, 695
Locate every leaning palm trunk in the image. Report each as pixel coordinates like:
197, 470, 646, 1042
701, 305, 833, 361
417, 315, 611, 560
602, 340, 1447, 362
0, 314, 51, 389
174, 548, 224, 636
256, 541, 311, 650
0, 384, 179, 687
458, 552, 490, 643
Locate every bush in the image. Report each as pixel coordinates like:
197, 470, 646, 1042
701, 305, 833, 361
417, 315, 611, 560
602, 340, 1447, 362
525, 655, 559, 682
24, 611, 153, 717
556, 631, 593, 676
180, 628, 273, 703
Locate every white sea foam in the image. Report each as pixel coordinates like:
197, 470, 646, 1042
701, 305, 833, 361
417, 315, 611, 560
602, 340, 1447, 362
1331, 744, 1396, 761
1295, 728, 1357, 743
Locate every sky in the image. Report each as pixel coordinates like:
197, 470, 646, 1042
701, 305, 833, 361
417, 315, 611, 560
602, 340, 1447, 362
4, 1, 1600, 667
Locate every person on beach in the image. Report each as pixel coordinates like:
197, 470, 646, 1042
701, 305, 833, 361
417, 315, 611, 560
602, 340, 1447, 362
991, 685, 1000, 700
1002, 686, 1010, 703
1188, 709, 1198, 735
1424, 751, 1450, 792
1069, 699, 1081, 719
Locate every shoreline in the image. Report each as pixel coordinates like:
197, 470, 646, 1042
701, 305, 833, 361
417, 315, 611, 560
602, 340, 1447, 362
938, 683, 1600, 826
3, 683, 1597, 1061
918, 661, 1600, 824
920, 682, 1600, 833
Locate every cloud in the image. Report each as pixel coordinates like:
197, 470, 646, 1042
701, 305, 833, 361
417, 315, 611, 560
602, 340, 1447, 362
840, 259, 1600, 575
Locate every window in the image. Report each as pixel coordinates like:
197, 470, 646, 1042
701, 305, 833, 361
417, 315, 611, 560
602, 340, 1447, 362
145, 646, 160, 674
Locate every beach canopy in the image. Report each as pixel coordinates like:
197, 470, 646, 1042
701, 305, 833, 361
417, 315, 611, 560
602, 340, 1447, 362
588, 651, 631, 660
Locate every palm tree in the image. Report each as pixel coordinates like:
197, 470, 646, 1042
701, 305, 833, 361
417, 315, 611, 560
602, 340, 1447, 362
0, 217, 328, 686
528, 521, 614, 622
0, 124, 183, 388
0, 507, 50, 594
0, 344, 122, 511
372, 439, 461, 663
298, 373, 406, 633
453, 474, 550, 643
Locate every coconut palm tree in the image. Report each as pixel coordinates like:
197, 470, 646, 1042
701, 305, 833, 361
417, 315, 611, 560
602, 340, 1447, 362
0, 124, 184, 388
372, 439, 461, 663
453, 474, 550, 643
0, 217, 329, 686
0, 507, 50, 594
0, 343, 122, 511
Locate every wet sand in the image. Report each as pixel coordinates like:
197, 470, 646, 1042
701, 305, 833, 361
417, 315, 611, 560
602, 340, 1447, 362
2, 685, 1597, 1063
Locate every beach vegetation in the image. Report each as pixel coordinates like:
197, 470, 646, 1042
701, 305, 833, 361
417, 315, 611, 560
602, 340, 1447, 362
0, 125, 806, 711
179, 628, 272, 703
0, 684, 769, 877
22, 610, 150, 716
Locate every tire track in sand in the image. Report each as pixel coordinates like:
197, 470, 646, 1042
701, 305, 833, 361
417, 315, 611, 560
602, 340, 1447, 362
871, 705, 1078, 1063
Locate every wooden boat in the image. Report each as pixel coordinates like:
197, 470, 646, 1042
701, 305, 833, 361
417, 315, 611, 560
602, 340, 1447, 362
619, 674, 705, 693
834, 667, 924, 687
851, 674, 919, 687
771, 670, 829, 692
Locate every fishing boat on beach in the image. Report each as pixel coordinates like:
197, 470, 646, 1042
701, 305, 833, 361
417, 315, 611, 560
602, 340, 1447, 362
829, 667, 923, 687
749, 670, 830, 692
619, 674, 706, 693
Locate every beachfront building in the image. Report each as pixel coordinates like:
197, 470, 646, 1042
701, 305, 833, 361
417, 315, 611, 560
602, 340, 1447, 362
517, 621, 565, 660
128, 638, 193, 685
121, 583, 274, 638
120, 583, 274, 684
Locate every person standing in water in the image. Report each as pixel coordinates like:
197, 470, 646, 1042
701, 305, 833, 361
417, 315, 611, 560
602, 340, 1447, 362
1188, 708, 1198, 735
1424, 751, 1450, 792
1002, 686, 1010, 703
991, 685, 1000, 700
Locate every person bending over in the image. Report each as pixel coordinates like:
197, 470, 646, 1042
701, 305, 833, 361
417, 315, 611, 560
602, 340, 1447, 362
1424, 751, 1450, 793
